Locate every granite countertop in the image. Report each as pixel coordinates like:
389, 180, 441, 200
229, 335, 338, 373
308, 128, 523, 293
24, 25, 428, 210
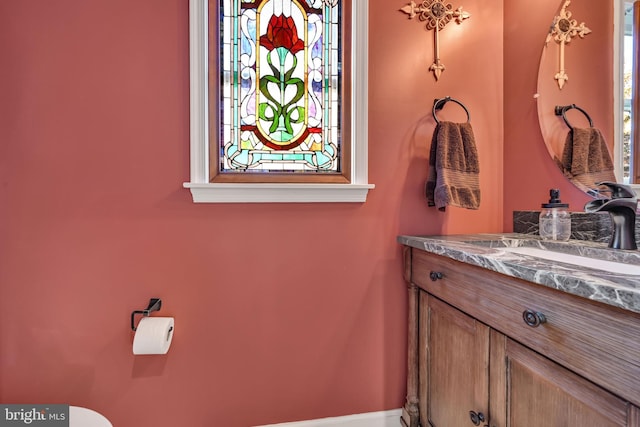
398, 233, 640, 315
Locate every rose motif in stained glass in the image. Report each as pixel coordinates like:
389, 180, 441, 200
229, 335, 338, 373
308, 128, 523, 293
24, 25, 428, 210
257, 13, 307, 149
260, 15, 304, 55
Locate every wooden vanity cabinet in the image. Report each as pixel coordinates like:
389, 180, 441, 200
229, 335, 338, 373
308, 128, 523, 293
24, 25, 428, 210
495, 333, 636, 427
401, 247, 640, 427
418, 293, 490, 427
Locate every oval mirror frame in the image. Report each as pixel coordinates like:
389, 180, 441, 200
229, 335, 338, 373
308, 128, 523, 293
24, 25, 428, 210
536, 0, 617, 196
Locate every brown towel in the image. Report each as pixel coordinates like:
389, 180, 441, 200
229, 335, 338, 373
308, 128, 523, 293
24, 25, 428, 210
560, 127, 616, 191
426, 121, 480, 210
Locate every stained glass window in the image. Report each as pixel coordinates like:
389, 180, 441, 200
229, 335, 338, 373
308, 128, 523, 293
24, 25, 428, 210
185, 0, 372, 203
213, 0, 347, 181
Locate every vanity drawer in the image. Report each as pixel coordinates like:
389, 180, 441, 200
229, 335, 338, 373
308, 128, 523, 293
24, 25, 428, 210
411, 248, 640, 406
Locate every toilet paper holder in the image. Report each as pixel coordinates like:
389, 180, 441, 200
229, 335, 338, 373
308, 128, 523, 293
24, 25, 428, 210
131, 298, 162, 331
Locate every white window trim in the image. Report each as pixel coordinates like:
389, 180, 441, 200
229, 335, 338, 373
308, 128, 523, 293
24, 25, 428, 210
613, 0, 624, 183
614, 0, 640, 194
184, 0, 374, 203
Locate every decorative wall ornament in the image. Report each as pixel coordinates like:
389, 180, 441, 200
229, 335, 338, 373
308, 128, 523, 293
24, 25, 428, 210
545, 0, 591, 89
399, 0, 470, 81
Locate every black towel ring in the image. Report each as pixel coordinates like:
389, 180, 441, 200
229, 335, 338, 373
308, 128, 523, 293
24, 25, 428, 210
433, 97, 471, 124
554, 104, 594, 129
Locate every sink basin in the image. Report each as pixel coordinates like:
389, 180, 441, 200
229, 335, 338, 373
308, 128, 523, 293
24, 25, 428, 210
502, 246, 640, 275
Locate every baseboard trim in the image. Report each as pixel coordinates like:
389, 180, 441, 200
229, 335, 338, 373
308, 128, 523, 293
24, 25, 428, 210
254, 409, 403, 427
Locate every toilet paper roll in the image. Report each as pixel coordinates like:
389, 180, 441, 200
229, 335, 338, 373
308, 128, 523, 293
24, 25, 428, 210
133, 317, 174, 355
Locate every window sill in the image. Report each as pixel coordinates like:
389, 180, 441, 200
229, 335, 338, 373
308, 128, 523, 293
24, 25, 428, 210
183, 182, 375, 203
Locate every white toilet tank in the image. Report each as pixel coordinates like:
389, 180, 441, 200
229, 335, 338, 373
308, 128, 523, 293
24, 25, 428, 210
69, 406, 112, 427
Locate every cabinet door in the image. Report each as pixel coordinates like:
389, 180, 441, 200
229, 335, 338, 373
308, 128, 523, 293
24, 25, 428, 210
496, 337, 632, 427
420, 293, 490, 427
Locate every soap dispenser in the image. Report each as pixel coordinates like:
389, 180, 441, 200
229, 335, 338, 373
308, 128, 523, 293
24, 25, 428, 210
539, 189, 571, 241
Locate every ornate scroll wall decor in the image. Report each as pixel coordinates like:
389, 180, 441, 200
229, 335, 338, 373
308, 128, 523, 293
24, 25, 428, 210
400, 0, 470, 80
546, 0, 591, 89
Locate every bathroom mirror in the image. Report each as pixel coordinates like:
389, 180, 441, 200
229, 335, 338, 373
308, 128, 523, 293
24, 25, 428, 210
536, 0, 623, 195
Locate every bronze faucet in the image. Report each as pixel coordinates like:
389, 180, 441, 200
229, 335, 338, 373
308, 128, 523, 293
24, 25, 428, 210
584, 182, 638, 250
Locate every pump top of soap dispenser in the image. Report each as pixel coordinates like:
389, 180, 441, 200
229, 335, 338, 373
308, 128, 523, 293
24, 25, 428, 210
539, 189, 571, 241
542, 189, 569, 209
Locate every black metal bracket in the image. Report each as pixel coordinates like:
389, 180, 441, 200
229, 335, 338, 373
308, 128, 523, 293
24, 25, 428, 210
131, 298, 162, 331
554, 104, 593, 129
433, 96, 471, 124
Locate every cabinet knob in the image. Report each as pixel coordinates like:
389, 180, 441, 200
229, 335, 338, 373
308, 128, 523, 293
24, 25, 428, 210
522, 309, 546, 327
429, 271, 443, 281
469, 410, 485, 425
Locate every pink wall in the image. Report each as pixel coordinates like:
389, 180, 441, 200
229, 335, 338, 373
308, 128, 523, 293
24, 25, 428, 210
503, 0, 613, 226
1, 0, 503, 426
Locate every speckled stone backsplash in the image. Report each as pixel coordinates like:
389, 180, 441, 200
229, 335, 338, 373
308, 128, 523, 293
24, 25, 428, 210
513, 210, 640, 244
